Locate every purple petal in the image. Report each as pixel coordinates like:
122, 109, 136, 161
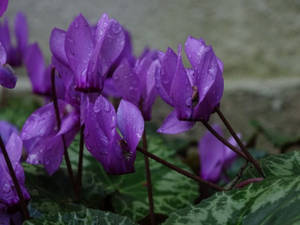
65, 14, 93, 88
51, 56, 74, 91
0, 19, 11, 52
14, 12, 28, 55
199, 125, 225, 182
117, 100, 144, 151
0, 121, 18, 145
223, 134, 241, 168
50, 28, 68, 65
24, 43, 49, 94
155, 47, 177, 106
84, 95, 116, 162
57, 109, 79, 136
97, 15, 126, 76
113, 59, 141, 105
0, 213, 9, 225
170, 45, 193, 120
0, 65, 17, 89
102, 78, 122, 98
5, 132, 22, 164
157, 110, 195, 134
0, 0, 8, 17
0, 41, 7, 65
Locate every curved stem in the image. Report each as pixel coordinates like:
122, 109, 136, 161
201, 120, 248, 160
51, 67, 78, 199
0, 136, 29, 220
136, 147, 225, 191
215, 107, 265, 178
142, 130, 156, 225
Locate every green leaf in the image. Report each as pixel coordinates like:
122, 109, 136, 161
163, 151, 300, 225
68, 130, 198, 221
24, 208, 137, 225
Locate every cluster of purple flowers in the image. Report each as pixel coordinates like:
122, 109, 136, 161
0, 0, 252, 223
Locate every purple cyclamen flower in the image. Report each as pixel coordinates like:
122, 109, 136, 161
21, 101, 79, 175
0, 12, 28, 67
84, 95, 144, 174
199, 125, 239, 182
0, 125, 30, 211
50, 13, 129, 93
24, 43, 65, 99
0, 0, 8, 17
0, 41, 16, 89
156, 37, 224, 134
111, 49, 161, 120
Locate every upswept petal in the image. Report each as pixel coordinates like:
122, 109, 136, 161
170, 45, 193, 120
156, 47, 177, 106
102, 78, 122, 98
50, 28, 68, 65
199, 125, 225, 182
65, 14, 93, 88
117, 100, 144, 151
84, 95, 116, 161
14, 12, 28, 55
0, 66, 16, 89
24, 43, 49, 94
157, 110, 195, 134
113, 59, 141, 105
223, 134, 240, 168
0, 19, 11, 51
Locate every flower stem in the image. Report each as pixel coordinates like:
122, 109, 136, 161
136, 147, 225, 191
76, 124, 85, 200
51, 67, 78, 199
0, 136, 30, 220
201, 120, 248, 160
142, 130, 156, 225
215, 107, 265, 178
229, 161, 248, 190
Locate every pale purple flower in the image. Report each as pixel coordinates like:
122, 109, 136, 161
0, 123, 30, 211
157, 37, 224, 134
0, 0, 8, 17
84, 95, 144, 174
21, 101, 79, 175
0, 12, 28, 67
112, 49, 161, 120
24, 43, 65, 98
0, 41, 16, 89
198, 125, 240, 182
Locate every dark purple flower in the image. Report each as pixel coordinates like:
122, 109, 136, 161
0, 12, 28, 67
0, 41, 16, 89
0, 211, 22, 225
50, 13, 128, 93
156, 37, 224, 134
112, 49, 161, 120
198, 124, 239, 182
0, 0, 8, 17
21, 101, 79, 175
84, 95, 144, 174
0, 127, 30, 210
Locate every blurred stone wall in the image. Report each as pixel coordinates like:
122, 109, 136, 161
6, 0, 300, 78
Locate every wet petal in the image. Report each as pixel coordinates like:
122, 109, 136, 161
117, 99, 144, 151
199, 125, 225, 182
113, 59, 141, 105
14, 12, 28, 55
155, 47, 176, 106
50, 28, 68, 65
65, 14, 93, 88
0, 65, 17, 89
170, 45, 193, 120
84, 95, 116, 162
5, 132, 22, 165
157, 110, 195, 134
